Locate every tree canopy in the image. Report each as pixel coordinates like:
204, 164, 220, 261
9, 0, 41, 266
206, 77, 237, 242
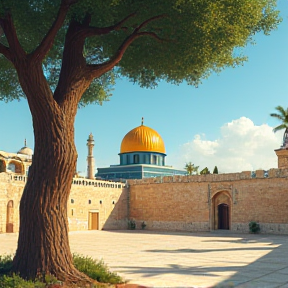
0, 0, 280, 106
184, 162, 199, 175
200, 167, 210, 175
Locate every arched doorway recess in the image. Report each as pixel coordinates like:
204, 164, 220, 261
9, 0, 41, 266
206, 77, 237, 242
212, 191, 232, 230
218, 203, 229, 229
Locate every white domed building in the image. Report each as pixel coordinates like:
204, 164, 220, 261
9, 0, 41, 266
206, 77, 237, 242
0, 140, 33, 175
97, 120, 186, 180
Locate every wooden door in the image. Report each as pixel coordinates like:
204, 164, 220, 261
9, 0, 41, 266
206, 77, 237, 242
6, 200, 14, 233
218, 203, 229, 229
88, 212, 99, 230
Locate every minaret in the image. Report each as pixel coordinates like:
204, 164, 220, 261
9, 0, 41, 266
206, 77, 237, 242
87, 133, 95, 179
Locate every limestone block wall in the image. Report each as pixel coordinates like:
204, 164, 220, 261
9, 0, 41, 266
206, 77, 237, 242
128, 168, 288, 234
1, 168, 288, 235
129, 180, 210, 232
0, 173, 128, 233
0, 173, 25, 233
68, 179, 128, 231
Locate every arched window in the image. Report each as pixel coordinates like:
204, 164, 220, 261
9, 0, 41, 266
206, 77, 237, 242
133, 154, 139, 164
145, 154, 150, 164
7, 162, 15, 172
7, 160, 24, 174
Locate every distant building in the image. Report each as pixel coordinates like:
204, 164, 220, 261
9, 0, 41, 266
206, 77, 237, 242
0, 140, 33, 175
96, 119, 186, 180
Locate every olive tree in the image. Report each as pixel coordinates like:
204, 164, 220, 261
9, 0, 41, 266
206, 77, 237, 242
0, 0, 280, 283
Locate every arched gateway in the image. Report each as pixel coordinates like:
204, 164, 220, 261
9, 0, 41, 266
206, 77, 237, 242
212, 191, 232, 230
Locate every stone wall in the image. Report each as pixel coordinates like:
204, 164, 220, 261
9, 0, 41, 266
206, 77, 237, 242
0, 173, 128, 233
128, 168, 288, 234
1, 168, 288, 235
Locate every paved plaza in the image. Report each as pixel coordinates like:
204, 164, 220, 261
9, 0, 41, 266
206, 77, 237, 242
1, 230, 288, 287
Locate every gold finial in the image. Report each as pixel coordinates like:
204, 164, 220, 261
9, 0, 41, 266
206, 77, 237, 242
141, 117, 144, 125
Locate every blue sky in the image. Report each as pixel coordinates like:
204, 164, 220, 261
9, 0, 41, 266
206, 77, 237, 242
1, 0, 288, 175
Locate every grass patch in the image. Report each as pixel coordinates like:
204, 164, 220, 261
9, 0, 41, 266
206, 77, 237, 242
0, 254, 124, 287
73, 253, 124, 284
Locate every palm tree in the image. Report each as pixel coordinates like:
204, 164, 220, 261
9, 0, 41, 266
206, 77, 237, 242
184, 162, 199, 175
270, 106, 288, 147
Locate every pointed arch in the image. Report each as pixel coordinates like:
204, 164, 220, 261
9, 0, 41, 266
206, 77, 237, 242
211, 191, 232, 230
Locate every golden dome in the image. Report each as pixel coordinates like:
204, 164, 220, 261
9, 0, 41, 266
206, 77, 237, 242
120, 124, 166, 154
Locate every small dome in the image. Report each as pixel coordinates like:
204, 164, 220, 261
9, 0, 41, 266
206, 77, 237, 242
17, 146, 33, 156
120, 124, 166, 154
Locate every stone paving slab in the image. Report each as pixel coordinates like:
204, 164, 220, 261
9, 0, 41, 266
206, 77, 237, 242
1, 230, 288, 287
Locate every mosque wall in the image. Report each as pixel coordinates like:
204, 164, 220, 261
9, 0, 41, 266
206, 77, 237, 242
128, 168, 288, 234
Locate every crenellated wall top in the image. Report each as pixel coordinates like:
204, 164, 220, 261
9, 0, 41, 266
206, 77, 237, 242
0, 172, 126, 189
127, 168, 288, 186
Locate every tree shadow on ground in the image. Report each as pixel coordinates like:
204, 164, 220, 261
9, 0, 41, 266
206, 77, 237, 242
112, 233, 288, 287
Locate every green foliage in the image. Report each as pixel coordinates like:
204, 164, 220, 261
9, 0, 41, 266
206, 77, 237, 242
128, 219, 136, 230
213, 166, 218, 174
200, 167, 210, 175
0, 0, 281, 104
0, 255, 13, 274
270, 106, 288, 133
270, 105, 288, 146
0, 254, 123, 286
249, 221, 260, 233
0, 274, 47, 288
184, 162, 199, 175
73, 254, 123, 284
270, 106, 288, 132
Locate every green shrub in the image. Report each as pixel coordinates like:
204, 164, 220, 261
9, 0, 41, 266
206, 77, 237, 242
127, 219, 136, 230
0, 273, 46, 288
249, 221, 260, 233
0, 255, 13, 274
73, 254, 124, 284
0, 254, 123, 287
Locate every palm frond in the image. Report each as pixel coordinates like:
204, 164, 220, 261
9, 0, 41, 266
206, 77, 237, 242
270, 113, 285, 120
272, 124, 287, 133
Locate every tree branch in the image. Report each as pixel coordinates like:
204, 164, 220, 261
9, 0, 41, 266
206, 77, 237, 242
83, 12, 136, 37
86, 15, 168, 78
0, 14, 26, 60
0, 42, 12, 61
31, 0, 79, 62
135, 14, 167, 32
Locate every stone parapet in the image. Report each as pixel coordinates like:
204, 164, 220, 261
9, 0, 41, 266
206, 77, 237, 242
128, 168, 288, 186
0, 172, 125, 189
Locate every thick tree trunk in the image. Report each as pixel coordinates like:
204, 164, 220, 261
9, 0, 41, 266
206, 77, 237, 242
12, 64, 91, 283
13, 110, 88, 283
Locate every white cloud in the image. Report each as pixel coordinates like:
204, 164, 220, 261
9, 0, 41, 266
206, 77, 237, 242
171, 117, 283, 173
